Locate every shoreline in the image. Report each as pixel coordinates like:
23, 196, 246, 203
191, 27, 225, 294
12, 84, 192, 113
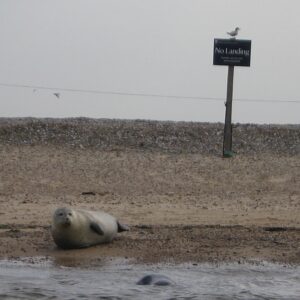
1, 223, 300, 267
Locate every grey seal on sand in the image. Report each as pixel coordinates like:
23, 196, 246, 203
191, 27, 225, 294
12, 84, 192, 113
51, 207, 129, 249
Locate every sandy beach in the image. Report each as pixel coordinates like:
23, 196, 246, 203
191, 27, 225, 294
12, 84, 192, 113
0, 119, 299, 266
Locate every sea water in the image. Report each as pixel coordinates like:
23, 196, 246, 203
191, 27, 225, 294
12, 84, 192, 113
0, 259, 299, 300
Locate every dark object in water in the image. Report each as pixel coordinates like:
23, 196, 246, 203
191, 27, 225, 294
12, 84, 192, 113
137, 274, 173, 286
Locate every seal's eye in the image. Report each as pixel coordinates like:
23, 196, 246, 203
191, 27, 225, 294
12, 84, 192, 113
58, 213, 64, 216
68, 213, 72, 216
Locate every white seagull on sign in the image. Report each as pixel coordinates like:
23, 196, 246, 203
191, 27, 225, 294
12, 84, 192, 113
227, 27, 240, 38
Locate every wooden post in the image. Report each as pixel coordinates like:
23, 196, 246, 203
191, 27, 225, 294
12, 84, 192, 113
223, 65, 234, 157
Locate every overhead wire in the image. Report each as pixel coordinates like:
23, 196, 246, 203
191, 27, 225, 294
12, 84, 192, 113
0, 82, 299, 104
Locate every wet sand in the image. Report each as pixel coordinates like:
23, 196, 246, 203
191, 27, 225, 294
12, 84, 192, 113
0, 143, 299, 265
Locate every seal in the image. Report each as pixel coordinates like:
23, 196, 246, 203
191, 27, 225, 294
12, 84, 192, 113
136, 274, 174, 286
51, 207, 129, 249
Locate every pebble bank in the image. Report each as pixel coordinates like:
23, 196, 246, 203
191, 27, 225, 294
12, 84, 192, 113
0, 118, 299, 155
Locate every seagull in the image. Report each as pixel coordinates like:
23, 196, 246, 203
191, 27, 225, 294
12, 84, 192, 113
53, 92, 60, 99
227, 27, 240, 38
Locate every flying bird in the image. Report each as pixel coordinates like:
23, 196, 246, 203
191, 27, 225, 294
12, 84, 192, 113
53, 93, 60, 99
227, 27, 240, 38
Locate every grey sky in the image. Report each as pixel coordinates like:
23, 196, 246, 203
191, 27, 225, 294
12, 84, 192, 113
0, 0, 299, 123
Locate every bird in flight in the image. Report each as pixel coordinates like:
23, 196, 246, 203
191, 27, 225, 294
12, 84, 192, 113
227, 27, 240, 38
53, 93, 60, 99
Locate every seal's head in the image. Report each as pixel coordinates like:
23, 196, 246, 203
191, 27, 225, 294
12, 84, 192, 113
137, 274, 173, 286
53, 207, 74, 228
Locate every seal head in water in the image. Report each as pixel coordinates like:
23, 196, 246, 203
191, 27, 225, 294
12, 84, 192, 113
137, 274, 174, 286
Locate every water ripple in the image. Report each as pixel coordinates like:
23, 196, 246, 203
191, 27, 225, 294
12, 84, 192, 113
0, 260, 299, 300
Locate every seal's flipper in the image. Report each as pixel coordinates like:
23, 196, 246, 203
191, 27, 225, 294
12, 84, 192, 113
90, 222, 104, 235
117, 221, 130, 232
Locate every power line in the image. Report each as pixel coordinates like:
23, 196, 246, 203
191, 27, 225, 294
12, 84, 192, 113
0, 82, 300, 104
0, 82, 224, 101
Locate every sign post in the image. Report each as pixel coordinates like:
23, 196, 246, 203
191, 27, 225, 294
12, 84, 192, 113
213, 38, 251, 157
223, 65, 234, 157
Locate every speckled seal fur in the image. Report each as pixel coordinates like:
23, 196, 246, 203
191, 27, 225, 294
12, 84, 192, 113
51, 207, 129, 249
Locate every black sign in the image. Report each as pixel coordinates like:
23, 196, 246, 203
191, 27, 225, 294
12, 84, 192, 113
213, 39, 251, 67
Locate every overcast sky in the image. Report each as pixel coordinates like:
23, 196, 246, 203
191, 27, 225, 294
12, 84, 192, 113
0, 0, 299, 123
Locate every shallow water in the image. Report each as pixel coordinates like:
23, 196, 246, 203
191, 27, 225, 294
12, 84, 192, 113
0, 259, 299, 300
